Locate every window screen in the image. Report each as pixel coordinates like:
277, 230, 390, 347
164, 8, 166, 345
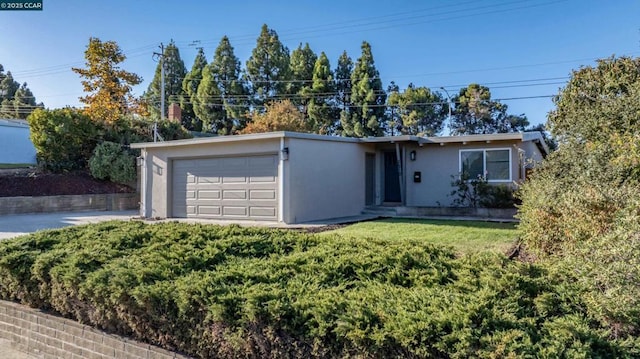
486, 150, 510, 180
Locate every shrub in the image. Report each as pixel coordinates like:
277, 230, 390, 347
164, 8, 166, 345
450, 173, 516, 208
0, 222, 637, 358
88, 141, 136, 185
28, 108, 99, 171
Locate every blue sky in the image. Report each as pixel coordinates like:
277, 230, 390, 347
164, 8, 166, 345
0, 0, 638, 127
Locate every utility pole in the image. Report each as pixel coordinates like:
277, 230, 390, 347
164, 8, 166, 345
152, 43, 165, 142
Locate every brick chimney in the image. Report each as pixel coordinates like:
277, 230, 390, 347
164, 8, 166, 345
168, 103, 182, 123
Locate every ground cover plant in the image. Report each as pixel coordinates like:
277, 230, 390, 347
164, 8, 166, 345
0, 221, 637, 358
321, 218, 517, 254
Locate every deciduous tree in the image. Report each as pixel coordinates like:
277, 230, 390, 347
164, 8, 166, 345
72, 37, 142, 124
241, 100, 310, 134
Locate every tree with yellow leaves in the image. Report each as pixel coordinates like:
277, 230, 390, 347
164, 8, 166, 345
241, 100, 311, 134
72, 37, 143, 123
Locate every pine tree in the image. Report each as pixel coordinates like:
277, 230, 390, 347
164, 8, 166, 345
244, 24, 291, 108
195, 36, 248, 134
72, 38, 142, 124
144, 40, 187, 119
387, 83, 448, 136
0, 71, 19, 104
335, 51, 353, 135
12, 83, 39, 119
342, 42, 386, 137
288, 42, 317, 104
181, 47, 207, 131
306, 52, 338, 134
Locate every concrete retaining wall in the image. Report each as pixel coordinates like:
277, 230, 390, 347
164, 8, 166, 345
0, 193, 139, 215
0, 300, 190, 359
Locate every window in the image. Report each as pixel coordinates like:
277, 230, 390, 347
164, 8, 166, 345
460, 148, 511, 181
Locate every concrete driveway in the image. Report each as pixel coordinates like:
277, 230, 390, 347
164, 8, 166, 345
0, 210, 138, 240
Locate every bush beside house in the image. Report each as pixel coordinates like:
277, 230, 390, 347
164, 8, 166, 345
0, 221, 636, 358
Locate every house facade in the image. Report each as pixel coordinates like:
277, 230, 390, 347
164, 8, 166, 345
0, 119, 37, 165
131, 131, 548, 224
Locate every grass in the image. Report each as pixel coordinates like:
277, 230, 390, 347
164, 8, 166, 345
0, 163, 34, 169
320, 218, 518, 254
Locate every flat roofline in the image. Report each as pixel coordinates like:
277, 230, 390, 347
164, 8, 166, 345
130, 131, 361, 149
131, 130, 548, 155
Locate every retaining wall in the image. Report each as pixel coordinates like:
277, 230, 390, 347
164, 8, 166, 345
0, 300, 190, 359
0, 193, 138, 215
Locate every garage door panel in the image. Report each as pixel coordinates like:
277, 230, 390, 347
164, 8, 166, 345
172, 155, 278, 221
250, 207, 276, 217
222, 190, 247, 200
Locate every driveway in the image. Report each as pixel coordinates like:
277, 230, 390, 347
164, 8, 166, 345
0, 210, 138, 240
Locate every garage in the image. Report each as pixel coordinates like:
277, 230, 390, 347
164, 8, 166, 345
171, 154, 279, 220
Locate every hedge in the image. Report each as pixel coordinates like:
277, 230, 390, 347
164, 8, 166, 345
0, 222, 636, 358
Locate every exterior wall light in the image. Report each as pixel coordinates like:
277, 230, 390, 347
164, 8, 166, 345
281, 147, 289, 161
410, 150, 417, 161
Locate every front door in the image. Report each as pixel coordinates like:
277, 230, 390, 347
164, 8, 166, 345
384, 152, 401, 202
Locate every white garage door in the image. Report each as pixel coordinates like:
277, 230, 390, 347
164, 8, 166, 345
172, 155, 278, 220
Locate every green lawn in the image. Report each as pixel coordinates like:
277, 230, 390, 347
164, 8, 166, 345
0, 163, 33, 169
320, 218, 518, 254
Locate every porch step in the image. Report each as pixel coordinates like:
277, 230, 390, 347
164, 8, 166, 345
362, 206, 398, 216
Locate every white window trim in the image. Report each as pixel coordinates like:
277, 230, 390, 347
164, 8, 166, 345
459, 148, 512, 183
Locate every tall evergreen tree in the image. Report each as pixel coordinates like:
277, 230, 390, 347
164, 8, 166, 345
0, 71, 19, 104
195, 36, 248, 134
450, 84, 528, 135
181, 47, 207, 131
387, 83, 448, 136
335, 51, 354, 136
12, 83, 39, 119
144, 40, 187, 119
341, 42, 386, 137
305, 52, 338, 134
0, 66, 43, 119
244, 24, 291, 108
288, 42, 317, 104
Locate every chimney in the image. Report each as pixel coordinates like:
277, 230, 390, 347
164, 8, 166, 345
168, 103, 182, 123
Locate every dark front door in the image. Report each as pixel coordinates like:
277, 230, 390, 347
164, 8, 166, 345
365, 153, 376, 205
384, 152, 401, 202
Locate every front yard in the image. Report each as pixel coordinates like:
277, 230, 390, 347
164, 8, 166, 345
321, 218, 518, 254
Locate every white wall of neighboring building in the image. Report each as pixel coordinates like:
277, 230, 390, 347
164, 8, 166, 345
0, 119, 37, 164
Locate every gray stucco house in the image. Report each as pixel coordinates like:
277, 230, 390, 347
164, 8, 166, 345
0, 119, 37, 165
131, 131, 548, 224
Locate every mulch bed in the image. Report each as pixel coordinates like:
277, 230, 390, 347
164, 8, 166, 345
0, 169, 135, 197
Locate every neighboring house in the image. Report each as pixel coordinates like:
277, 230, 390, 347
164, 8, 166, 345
131, 131, 548, 224
0, 119, 37, 164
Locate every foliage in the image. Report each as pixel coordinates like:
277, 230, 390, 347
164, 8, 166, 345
288, 42, 317, 104
305, 52, 339, 134
241, 100, 310, 134
143, 40, 187, 120
517, 56, 640, 337
196, 36, 249, 134
88, 141, 136, 185
72, 37, 143, 124
244, 24, 291, 107
0, 221, 636, 358
334, 51, 353, 118
450, 84, 529, 135
28, 108, 99, 171
180, 47, 207, 131
450, 173, 516, 208
387, 83, 448, 136
341, 42, 386, 137
0, 65, 43, 119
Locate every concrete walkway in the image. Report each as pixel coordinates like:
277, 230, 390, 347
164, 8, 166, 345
0, 210, 138, 240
